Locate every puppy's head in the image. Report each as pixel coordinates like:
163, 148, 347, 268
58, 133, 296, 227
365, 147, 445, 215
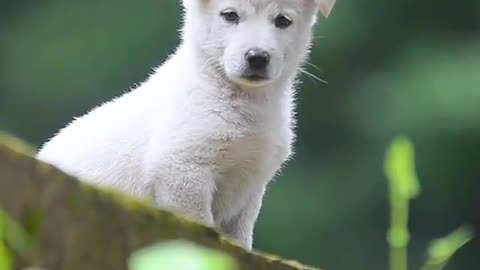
182, 0, 336, 88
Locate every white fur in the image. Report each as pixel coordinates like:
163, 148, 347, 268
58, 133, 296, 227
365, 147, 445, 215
316, 0, 336, 17
37, 0, 334, 250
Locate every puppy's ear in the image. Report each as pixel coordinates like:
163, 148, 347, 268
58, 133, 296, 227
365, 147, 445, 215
316, 0, 336, 18
182, 0, 208, 8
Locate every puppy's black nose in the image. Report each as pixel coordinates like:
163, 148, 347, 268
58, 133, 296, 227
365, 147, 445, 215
245, 48, 270, 69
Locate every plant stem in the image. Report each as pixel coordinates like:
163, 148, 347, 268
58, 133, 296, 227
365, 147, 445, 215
389, 197, 409, 270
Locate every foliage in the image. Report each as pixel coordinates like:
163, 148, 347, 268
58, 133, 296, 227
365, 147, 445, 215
420, 226, 474, 270
129, 241, 238, 270
385, 137, 420, 270
0, 209, 31, 270
385, 137, 474, 270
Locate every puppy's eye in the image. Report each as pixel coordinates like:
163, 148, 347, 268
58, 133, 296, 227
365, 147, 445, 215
274, 15, 293, 29
220, 10, 240, 24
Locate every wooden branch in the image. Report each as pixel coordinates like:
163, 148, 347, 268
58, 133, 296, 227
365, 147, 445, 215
0, 136, 319, 270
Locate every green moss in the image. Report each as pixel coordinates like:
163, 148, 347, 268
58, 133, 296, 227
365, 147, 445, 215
92, 185, 156, 214
0, 131, 36, 156
22, 208, 44, 241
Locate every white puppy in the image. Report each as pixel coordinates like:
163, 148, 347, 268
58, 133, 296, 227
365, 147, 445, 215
37, 0, 336, 250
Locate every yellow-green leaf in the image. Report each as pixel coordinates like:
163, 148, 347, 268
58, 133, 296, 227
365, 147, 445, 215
0, 242, 13, 270
384, 136, 420, 199
128, 240, 238, 270
421, 226, 474, 270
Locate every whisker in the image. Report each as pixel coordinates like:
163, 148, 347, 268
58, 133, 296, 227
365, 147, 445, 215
304, 61, 323, 73
299, 68, 328, 84
313, 35, 326, 40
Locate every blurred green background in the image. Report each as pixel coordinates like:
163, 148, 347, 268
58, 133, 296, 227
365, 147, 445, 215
1, 0, 479, 269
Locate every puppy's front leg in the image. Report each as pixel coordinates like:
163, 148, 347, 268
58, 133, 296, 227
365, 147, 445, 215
221, 186, 266, 250
151, 164, 215, 227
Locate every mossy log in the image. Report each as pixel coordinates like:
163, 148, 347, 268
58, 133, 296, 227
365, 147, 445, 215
0, 137, 319, 270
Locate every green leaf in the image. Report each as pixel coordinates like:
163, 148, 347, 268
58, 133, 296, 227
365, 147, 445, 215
385, 136, 420, 270
0, 242, 13, 270
421, 226, 474, 270
385, 136, 420, 199
0, 209, 32, 270
0, 211, 13, 270
0, 210, 31, 257
128, 240, 238, 270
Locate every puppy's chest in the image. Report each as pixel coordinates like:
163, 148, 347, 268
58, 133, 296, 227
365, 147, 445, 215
183, 89, 292, 178
210, 109, 290, 223
213, 105, 290, 181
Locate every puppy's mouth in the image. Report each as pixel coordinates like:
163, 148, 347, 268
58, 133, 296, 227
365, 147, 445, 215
240, 69, 269, 82
241, 73, 269, 81
225, 65, 274, 88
